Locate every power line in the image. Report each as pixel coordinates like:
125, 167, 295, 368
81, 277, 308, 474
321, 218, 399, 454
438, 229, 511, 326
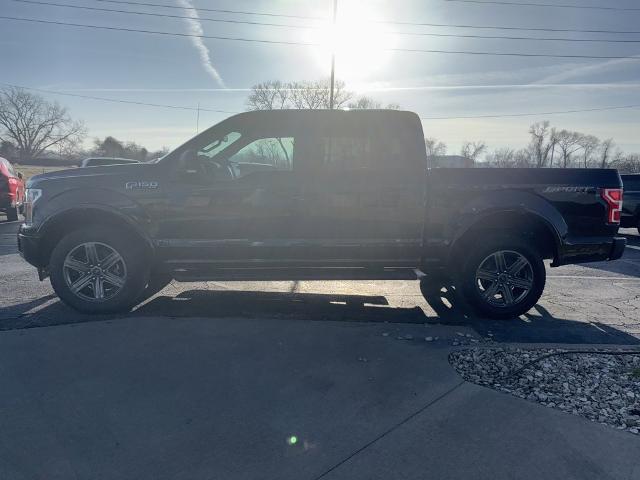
9, 0, 640, 45
3, 15, 640, 61
443, 0, 640, 11
9, 0, 323, 32
93, 0, 326, 20
420, 104, 640, 120
77, 0, 640, 34
0, 83, 239, 113
4, 83, 639, 121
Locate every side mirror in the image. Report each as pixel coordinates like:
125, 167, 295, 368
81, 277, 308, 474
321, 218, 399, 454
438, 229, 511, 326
177, 149, 200, 174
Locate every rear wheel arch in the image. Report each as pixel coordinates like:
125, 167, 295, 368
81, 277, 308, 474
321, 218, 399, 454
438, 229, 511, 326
449, 210, 561, 267
39, 208, 154, 268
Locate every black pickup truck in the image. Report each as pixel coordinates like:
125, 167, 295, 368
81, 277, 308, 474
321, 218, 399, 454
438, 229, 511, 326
621, 174, 640, 233
18, 110, 626, 318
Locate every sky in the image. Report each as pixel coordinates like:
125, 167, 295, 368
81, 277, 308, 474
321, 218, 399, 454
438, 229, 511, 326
1, 0, 640, 155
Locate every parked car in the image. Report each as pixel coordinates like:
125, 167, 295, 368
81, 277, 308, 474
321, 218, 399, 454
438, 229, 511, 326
621, 174, 640, 233
79, 157, 140, 168
18, 110, 625, 318
0, 157, 25, 221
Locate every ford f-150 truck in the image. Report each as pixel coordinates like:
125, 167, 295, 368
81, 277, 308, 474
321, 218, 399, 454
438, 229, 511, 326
18, 110, 626, 318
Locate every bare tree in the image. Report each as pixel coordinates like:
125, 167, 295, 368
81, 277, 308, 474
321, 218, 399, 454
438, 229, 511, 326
611, 152, 640, 173
486, 148, 515, 167
424, 137, 447, 157
460, 141, 487, 162
578, 134, 599, 168
93, 136, 150, 161
246, 80, 290, 110
0, 87, 86, 161
346, 97, 400, 110
556, 130, 583, 168
528, 121, 557, 168
598, 138, 614, 168
246, 79, 397, 111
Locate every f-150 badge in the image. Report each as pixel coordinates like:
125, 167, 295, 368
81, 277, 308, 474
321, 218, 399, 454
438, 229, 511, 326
542, 186, 592, 193
125, 181, 159, 190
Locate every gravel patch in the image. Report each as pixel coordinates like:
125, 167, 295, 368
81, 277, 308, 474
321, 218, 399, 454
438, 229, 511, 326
450, 348, 640, 435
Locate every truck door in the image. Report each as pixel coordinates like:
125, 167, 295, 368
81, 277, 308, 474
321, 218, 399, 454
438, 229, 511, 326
156, 116, 305, 265
293, 112, 425, 266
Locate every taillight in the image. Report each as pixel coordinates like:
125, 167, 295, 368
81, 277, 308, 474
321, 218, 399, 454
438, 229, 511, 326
600, 188, 623, 224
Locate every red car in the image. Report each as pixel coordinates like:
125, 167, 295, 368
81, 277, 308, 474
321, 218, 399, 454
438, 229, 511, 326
0, 157, 25, 221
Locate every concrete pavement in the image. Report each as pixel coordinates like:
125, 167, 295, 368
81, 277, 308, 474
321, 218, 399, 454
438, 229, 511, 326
0, 316, 637, 480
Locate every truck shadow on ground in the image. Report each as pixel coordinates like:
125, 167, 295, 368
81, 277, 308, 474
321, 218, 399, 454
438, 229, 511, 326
418, 280, 639, 345
3, 282, 638, 346
131, 281, 640, 345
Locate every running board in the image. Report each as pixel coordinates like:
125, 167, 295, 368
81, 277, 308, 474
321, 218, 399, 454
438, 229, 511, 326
171, 267, 421, 282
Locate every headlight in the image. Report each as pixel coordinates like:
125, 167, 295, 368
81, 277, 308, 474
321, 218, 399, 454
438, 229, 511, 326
23, 188, 42, 225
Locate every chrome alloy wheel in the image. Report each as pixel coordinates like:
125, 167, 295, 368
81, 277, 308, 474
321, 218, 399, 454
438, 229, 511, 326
474, 250, 534, 308
62, 242, 127, 302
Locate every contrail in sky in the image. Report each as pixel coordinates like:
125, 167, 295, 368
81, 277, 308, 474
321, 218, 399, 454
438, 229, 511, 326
175, 0, 225, 87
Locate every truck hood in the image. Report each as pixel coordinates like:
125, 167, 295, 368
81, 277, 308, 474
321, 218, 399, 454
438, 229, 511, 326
27, 162, 155, 189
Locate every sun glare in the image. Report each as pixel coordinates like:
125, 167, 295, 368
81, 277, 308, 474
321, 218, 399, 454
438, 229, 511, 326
306, 5, 396, 84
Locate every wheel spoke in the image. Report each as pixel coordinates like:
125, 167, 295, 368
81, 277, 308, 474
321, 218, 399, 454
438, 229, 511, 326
70, 274, 93, 294
101, 252, 121, 271
482, 281, 500, 300
93, 277, 104, 299
477, 269, 499, 281
508, 276, 533, 290
507, 257, 529, 276
102, 271, 125, 288
64, 258, 90, 274
501, 285, 515, 305
494, 251, 507, 272
85, 243, 99, 265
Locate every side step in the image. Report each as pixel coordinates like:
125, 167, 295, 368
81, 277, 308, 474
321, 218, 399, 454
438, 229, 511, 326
171, 267, 421, 282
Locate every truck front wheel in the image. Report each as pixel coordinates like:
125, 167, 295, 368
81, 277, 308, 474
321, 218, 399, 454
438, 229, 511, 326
457, 236, 545, 319
49, 226, 150, 314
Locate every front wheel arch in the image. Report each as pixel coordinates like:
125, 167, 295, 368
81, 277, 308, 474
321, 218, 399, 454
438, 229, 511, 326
39, 208, 154, 269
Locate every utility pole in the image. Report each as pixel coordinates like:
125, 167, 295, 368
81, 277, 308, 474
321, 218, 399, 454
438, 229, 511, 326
196, 102, 200, 134
329, 0, 338, 110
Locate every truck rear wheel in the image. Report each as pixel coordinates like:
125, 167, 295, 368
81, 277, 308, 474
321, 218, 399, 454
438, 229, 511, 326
457, 236, 545, 319
49, 226, 150, 314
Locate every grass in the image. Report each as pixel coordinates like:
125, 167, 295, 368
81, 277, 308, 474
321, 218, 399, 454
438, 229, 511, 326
14, 165, 76, 182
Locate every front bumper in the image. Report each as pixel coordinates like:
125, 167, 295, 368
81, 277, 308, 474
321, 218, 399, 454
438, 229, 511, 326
17, 225, 44, 269
553, 236, 626, 266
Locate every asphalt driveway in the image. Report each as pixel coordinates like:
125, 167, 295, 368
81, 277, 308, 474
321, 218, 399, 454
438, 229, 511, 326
0, 316, 638, 480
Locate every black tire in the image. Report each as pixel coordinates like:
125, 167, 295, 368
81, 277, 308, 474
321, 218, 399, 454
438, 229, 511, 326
49, 226, 150, 314
456, 236, 545, 319
6, 206, 18, 222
